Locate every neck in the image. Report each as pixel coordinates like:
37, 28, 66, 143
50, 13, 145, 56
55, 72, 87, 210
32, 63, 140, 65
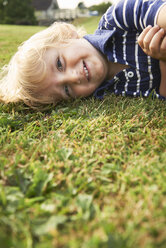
106, 61, 129, 80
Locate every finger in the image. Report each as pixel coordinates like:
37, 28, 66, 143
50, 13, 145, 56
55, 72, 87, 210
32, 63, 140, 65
138, 25, 152, 48
148, 28, 165, 54
142, 25, 160, 50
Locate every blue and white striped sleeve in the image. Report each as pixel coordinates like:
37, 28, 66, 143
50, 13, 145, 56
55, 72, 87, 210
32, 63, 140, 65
100, 0, 166, 31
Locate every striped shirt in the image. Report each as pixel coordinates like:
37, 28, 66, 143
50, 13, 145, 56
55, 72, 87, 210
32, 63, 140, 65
84, 0, 166, 100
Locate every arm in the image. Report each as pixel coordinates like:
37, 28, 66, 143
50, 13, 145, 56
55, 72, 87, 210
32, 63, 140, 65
159, 60, 166, 97
137, 25, 166, 97
137, 3, 166, 61
135, 3, 166, 97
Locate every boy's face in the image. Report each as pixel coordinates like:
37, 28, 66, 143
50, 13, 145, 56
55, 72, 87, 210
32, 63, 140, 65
40, 38, 109, 101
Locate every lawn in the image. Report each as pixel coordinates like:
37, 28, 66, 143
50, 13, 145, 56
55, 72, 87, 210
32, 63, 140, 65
0, 17, 166, 248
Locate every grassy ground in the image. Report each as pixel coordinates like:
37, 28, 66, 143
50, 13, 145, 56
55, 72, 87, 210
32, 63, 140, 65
0, 17, 166, 248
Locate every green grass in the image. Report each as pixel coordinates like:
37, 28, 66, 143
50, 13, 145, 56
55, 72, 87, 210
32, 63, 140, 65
72, 16, 101, 34
0, 19, 166, 248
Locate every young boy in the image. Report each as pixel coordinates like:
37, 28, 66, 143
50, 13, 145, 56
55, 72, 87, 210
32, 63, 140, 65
0, 0, 166, 108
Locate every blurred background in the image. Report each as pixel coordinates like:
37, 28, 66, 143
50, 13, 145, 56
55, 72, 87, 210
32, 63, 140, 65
0, 0, 118, 26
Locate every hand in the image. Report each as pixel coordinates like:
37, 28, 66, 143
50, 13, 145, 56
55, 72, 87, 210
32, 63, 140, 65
138, 25, 166, 61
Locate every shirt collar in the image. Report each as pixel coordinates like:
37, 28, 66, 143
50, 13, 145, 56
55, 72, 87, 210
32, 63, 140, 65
84, 29, 116, 55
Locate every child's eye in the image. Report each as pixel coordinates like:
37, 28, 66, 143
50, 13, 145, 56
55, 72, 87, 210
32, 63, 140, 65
57, 57, 63, 71
64, 85, 70, 97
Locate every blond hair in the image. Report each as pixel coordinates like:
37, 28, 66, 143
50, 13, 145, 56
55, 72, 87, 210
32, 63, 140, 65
0, 22, 86, 108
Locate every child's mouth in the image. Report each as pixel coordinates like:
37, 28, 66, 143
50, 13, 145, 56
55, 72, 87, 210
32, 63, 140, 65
83, 61, 90, 81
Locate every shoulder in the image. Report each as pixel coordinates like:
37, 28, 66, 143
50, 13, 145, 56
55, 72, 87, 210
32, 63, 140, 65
98, 0, 166, 31
98, 0, 137, 31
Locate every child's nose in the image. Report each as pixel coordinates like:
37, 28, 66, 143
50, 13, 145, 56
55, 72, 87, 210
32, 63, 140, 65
66, 69, 81, 85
